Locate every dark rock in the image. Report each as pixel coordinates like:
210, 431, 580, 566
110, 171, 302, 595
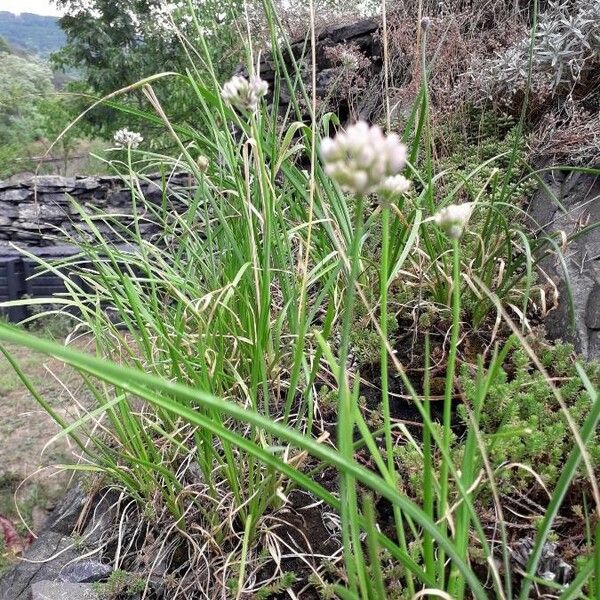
0, 484, 121, 600
42, 483, 88, 536
585, 284, 600, 330
41, 193, 72, 205
13, 230, 44, 241
32, 176, 77, 190
16, 221, 52, 231
59, 560, 112, 584
107, 189, 134, 205
0, 201, 19, 218
323, 17, 380, 44
0, 179, 20, 190
0, 533, 82, 600
528, 168, 600, 360
2, 188, 33, 201
18, 204, 68, 222
74, 177, 101, 191
104, 205, 133, 216
31, 581, 100, 600
511, 536, 572, 584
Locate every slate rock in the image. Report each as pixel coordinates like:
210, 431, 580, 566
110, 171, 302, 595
0, 532, 82, 600
13, 229, 43, 240
32, 581, 100, 600
18, 204, 68, 222
528, 167, 600, 360
41, 483, 88, 537
0, 201, 19, 218
1, 188, 33, 201
59, 560, 112, 584
32, 176, 77, 189
585, 283, 600, 330
74, 177, 101, 191
17, 221, 52, 231
41, 193, 72, 205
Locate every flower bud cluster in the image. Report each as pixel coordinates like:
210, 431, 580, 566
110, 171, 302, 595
378, 174, 412, 202
113, 128, 143, 149
221, 75, 269, 112
320, 121, 408, 197
196, 155, 209, 173
433, 203, 474, 239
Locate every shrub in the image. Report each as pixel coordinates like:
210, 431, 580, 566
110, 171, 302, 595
473, 0, 600, 115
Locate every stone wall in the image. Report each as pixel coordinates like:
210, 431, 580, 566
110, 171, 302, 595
0, 172, 193, 323
0, 173, 191, 248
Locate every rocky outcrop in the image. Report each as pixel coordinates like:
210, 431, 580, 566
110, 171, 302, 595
0, 484, 115, 600
244, 16, 384, 123
0, 173, 192, 247
528, 168, 600, 361
31, 581, 100, 600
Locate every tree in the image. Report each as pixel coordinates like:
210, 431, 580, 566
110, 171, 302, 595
52, 0, 246, 137
0, 53, 54, 145
0, 36, 11, 55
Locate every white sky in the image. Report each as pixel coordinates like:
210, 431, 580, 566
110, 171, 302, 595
1, 0, 63, 16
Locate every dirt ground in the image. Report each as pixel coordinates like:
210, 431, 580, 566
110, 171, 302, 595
0, 339, 91, 566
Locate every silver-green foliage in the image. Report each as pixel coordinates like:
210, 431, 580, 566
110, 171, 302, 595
479, 0, 600, 99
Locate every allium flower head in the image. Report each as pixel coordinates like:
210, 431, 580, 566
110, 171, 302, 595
113, 128, 143, 149
222, 75, 269, 111
378, 175, 411, 203
434, 202, 474, 239
196, 155, 209, 173
320, 121, 407, 196
340, 49, 360, 70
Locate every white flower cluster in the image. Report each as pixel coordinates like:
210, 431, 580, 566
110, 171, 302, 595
113, 128, 144, 149
221, 75, 269, 112
433, 203, 474, 239
377, 174, 412, 202
340, 49, 360, 70
320, 121, 409, 197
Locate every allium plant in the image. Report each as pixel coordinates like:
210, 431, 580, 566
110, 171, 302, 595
113, 128, 143, 149
433, 202, 474, 239
2, 2, 598, 599
320, 121, 408, 196
221, 74, 269, 111
320, 120, 415, 596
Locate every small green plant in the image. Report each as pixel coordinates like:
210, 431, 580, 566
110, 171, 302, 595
94, 570, 145, 599
256, 571, 297, 599
459, 341, 600, 490
24, 298, 78, 340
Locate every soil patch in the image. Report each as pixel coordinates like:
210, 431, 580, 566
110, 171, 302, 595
0, 337, 92, 572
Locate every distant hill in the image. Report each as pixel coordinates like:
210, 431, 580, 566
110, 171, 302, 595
0, 12, 65, 56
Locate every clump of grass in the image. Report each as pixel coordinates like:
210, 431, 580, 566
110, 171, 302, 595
94, 570, 145, 599
0, 0, 598, 598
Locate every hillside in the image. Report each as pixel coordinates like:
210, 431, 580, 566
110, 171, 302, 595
0, 11, 64, 56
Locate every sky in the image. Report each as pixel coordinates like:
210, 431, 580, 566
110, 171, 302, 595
1, 0, 64, 16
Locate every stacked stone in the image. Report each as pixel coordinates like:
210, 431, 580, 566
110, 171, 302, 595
0, 173, 191, 247
238, 17, 382, 123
